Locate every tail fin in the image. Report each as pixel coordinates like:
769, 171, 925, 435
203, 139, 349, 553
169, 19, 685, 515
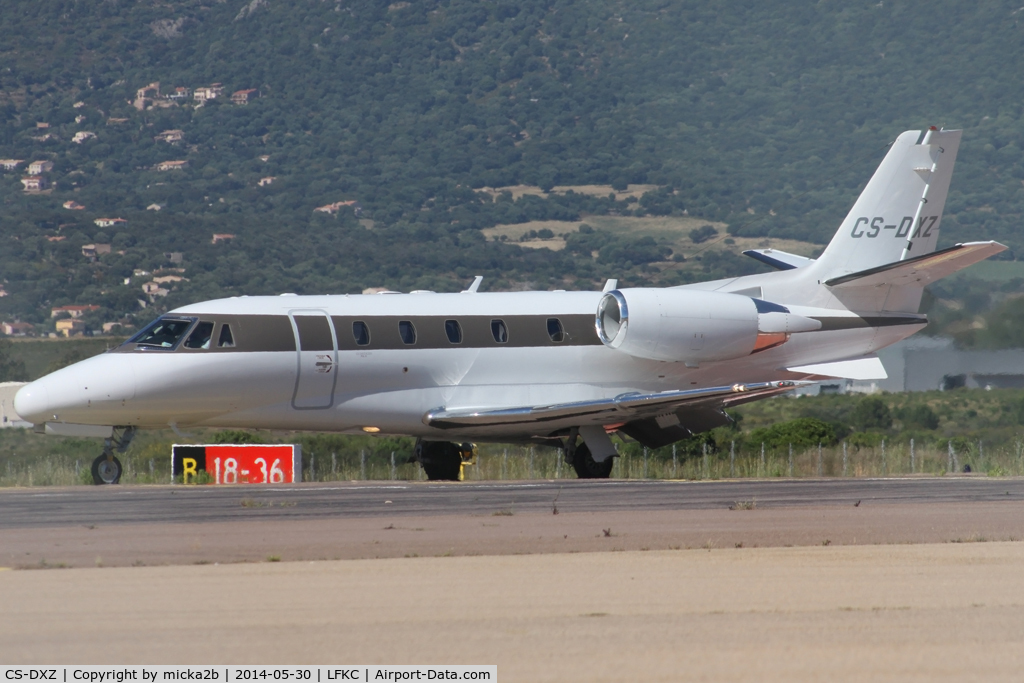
815, 128, 961, 276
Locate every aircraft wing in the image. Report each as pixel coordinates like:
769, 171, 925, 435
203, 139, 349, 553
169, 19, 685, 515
423, 381, 801, 430
824, 241, 1007, 288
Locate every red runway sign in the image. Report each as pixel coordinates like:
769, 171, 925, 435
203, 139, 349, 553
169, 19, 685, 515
171, 444, 302, 484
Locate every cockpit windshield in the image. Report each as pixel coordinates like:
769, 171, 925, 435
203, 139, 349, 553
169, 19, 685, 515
127, 317, 196, 349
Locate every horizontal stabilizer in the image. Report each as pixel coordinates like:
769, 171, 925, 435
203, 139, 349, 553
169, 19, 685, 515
743, 249, 815, 271
424, 381, 804, 429
788, 356, 888, 380
824, 242, 1007, 288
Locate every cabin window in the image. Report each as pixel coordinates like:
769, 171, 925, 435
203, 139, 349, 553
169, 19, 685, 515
352, 321, 370, 346
490, 319, 508, 344
399, 320, 417, 345
184, 322, 215, 349
218, 323, 235, 348
547, 318, 564, 343
129, 317, 195, 349
444, 319, 463, 344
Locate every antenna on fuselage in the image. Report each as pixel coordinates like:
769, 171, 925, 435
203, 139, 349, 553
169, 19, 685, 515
602, 279, 618, 293
462, 276, 483, 293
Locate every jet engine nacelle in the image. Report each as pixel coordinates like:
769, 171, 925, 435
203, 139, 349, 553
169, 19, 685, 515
595, 288, 821, 364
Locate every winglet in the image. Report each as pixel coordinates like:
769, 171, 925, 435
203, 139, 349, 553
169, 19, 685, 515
602, 279, 618, 293
462, 276, 483, 293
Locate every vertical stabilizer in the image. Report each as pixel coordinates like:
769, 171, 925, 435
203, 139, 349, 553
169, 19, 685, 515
815, 128, 961, 277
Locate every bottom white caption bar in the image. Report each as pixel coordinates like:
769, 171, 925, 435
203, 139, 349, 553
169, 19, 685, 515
1, 667, 497, 683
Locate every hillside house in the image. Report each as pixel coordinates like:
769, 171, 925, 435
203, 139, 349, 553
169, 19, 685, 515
211, 233, 235, 244
72, 131, 96, 144
154, 129, 184, 143
155, 160, 189, 171
258, 176, 276, 186
259, 155, 270, 162
94, 218, 127, 228
147, 203, 162, 211
28, 160, 53, 174
1, 322, 34, 337
152, 275, 187, 284
135, 82, 160, 110
82, 244, 112, 260
314, 200, 362, 216
62, 200, 86, 210
166, 87, 191, 100
75, 115, 86, 124
45, 236, 66, 243
0, 160, 23, 170
141, 282, 169, 298
56, 319, 87, 337
21, 176, 48, 191
51, 305, 100, 319
0, 287, 7, 297
231, 89, 259, 105
36, 122, 49, 129
136, 82, 160, 100
194, 84, 224, 103
107, 118, 129, 125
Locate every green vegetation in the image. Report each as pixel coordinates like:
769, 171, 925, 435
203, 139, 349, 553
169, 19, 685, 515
2, 1, 1024, 341
4, 389, 1024, 485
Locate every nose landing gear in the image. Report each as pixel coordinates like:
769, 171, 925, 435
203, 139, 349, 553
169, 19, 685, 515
90, 427, 136, 485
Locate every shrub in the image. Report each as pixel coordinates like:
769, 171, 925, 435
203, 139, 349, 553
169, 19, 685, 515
746, 417, 837, 451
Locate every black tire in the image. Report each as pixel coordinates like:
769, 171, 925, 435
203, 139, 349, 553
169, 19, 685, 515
91, 454, 122, 485
420, 442, 462, 481
571, 442, 614, 479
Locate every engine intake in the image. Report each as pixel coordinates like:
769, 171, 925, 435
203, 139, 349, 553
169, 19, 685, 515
596, 288, 820, 363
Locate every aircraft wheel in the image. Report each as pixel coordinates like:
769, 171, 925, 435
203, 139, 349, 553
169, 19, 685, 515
91, 454, 123, 485
571, 442, 614, 479
420, 442, 462, 481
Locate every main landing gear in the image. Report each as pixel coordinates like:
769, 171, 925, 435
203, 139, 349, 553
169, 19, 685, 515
91, 427, 136, 485
415, 441, 476, 481
564, 429, 614, 479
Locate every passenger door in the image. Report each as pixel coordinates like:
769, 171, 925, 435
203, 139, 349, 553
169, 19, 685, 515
289, 310, 338, 410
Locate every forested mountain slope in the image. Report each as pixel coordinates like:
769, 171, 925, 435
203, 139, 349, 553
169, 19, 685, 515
2, 0, 1024, 332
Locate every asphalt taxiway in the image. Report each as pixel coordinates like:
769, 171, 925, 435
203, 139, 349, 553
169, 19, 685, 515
2, 476, 1022, 529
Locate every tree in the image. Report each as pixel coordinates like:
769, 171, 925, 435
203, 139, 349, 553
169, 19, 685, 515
689, 225, 718, 244
851, 397, 892, 431
0, 338, 28, 382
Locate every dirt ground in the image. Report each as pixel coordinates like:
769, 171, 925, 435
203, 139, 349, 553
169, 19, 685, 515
2, 542, 1023, 681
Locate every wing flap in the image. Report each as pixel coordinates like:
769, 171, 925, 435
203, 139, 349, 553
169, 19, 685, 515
824, 242, 1007, 288
423, 381, 802, 429
788, 356, 888, 380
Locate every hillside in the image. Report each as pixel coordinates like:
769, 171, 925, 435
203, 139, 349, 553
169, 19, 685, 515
2, 0, 1024, 338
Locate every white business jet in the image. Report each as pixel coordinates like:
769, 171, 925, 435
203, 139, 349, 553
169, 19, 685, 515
15, 128, 1006, 483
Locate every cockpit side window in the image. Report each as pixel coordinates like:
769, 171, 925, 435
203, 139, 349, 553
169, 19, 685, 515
128, 317, 195, 349
218, 323, 235, 348
184, 322, 215, 349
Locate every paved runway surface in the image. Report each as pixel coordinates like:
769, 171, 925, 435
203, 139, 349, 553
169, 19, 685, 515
1, 476, 1022, 529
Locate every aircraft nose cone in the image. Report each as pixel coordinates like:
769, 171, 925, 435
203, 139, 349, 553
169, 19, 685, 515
14, 382, 49, 425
